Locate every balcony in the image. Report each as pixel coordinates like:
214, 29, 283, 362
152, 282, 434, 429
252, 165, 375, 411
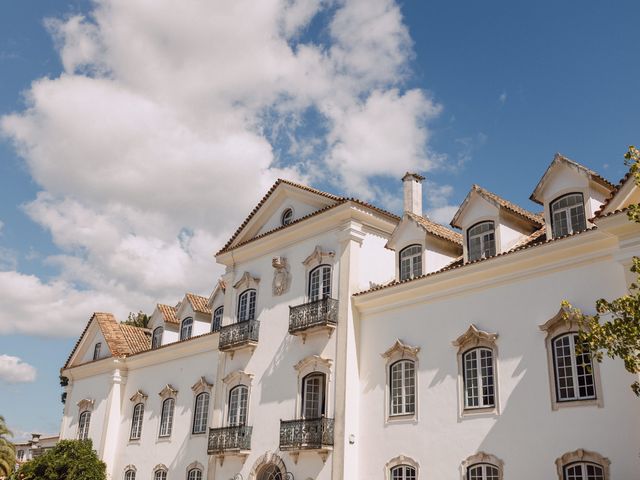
218, 319, 259, 355
289, 298, 338, 341
208, 425, 252, 461
279, 417, 334, 460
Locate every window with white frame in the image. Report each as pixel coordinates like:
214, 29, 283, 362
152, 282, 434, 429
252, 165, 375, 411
152, 327, 163, 349
467, 221, 496, 261
180, 317, 193, 340
159, 398, 175, 437
192, 392, 210, 434
187, 469, 203, 480
302, 373, 326, 419
463, 348, 496, 409
154, 469, 167, 480
389, 360, 415, 416
130, 403, 144, 440
125, 469, 136, 480
467, 463, 500, 480
555, 449, 610, 480
552, 333, 596, 402
228, 385, 249, 426
308, 264, 331, 301
551, 193, 587, 238
93, 342, 101, 360
563, 463, 604, 480
399, 244, 422, 281
390, 465, 416, 480
212, 306, 223, 332
78, 411, 91, 440
237, 289, 256, 322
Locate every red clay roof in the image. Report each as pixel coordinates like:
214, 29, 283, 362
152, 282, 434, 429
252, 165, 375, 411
592, 171, 634, 218
186, 293, 212, 314
406, 212, 463, 245
120, 324, 151, 354
157, 303, 179, 324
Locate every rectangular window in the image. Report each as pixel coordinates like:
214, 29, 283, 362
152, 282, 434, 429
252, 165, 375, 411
553, 334, 596, 402
390, 360, 415, 416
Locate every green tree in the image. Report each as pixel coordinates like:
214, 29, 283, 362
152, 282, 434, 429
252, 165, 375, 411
0, 416, 15, 478
14, 440, 106, 480
565, 146, 640, 395
122, 310, 150, 328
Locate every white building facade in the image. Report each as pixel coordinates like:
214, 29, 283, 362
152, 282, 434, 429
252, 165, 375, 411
60, 154, 640, 480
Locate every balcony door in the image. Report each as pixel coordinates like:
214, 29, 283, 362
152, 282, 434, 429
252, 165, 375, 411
309, 265, 331, 302
302, 372, 326, 419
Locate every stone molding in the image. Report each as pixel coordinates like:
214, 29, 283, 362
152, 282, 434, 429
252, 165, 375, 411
129, 390, 148, 403
461, 452, 504, 480
158, 384, 178, 399
555, 449, 610, 479
381, 339, 420, 362
233, 271, 260, 291
452, 324, 498, 353
302, 245, 335, 269
76, 398, 94, 412
191, 376, 214, 395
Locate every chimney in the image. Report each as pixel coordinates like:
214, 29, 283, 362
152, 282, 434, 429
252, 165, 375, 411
402, 172, 425, 216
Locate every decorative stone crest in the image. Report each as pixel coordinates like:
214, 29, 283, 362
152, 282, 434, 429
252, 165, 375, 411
129, 390, 148, 403
191, 376, 213, 394
158, 384, 178, 399
272, 256, 290, 296
302, 245, 335, 269
381, 339, 421, 361
452, 324, 498, 353
76, 398, 94, 411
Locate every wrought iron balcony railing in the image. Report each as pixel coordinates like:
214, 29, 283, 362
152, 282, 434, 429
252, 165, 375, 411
218, 319, 260, 351
289, 298, 338, 335
279, 417, 334, 451
208, 425, 252, 454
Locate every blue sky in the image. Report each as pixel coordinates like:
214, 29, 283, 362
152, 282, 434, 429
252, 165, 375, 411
0, 0, 638, 438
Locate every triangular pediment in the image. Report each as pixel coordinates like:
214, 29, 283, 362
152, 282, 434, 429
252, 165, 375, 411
220, 180, 343, 252
65, 313, 127, 368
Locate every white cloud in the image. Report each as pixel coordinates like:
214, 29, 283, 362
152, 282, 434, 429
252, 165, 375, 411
0, 355, 37, 383
0, 0, 447, 336
0, 219, 4, 234
499, 91, 507, 104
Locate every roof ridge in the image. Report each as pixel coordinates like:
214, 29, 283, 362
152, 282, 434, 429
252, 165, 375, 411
472, 184, 544, 225
406, 212, 463, 245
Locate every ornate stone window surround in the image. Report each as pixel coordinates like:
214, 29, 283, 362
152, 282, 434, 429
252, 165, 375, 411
153, 464, 168, 479
233, 272, 260, 323
555, 449, 610, 480
76, 398, 94, 440
460, 452, 504, 480
191, 377, 213, 436
294, 355, 333, 419
157, 385, 177, 441
302, 246, 336, 301
186, 461, 205, 477
452, 324, 500, 417
385, 455, 419, 480
381, 340, 420, 423
128, 390, 147, 443
222, 370, 253, 426
539, 307, 604, 411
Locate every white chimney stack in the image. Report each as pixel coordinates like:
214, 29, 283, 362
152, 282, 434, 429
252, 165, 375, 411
402, 172, 425, 216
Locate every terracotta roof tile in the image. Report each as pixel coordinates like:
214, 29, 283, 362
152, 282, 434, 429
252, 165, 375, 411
407, 212, 462, 245
592, 172, 634, 218
120, 324, 151, 354
157, 303, 179, 324
94, 313, 132, 357
186, 293, 212, 314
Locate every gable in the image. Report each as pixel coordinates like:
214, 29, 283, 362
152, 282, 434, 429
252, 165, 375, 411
454, 192, 499, 230
65, 312, 131, 368
536, 162, 589, 203
76, 325, 111, 365
595, 173, 640, 217
220, 180, 342, 252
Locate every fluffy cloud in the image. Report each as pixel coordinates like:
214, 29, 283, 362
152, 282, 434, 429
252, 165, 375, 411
0, 354, 37, 383
1, 0, 447, 337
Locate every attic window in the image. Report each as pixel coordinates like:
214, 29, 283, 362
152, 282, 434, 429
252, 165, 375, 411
281, 208, 294, 226
93, 343, 101, 361
551, 193, 586, 238
467, 221, 496, 262
399, 245, 422, 281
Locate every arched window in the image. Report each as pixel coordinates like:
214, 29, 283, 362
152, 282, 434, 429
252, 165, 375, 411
152, 327, 163, 349
390, 465, 416, 480
154, 470, 167, 480
467, 221, 496, 262
281, 208, 294, 226
237, 289, 256, 322
212, 306, 223, 332
552, 333, 596, 402
399, 244, 422, 281
192, 392, 210, 434
309, 264, 331, 302
159, 398, 175, 437
93, 343, 102, 360
130, 403, 144, 440
187, 468, 203, 480
563, 463, 604, 480
302, 373, 326, 419
228, 385, 249, 426
556, 449, 610, 480
389, 360, 415, 416
467, 463, 500, 479
463, 347, 495, 409
78, 411, 91, 440
124, 469, 136, 480
180, 317, 193, 340
551, 193, 586, 238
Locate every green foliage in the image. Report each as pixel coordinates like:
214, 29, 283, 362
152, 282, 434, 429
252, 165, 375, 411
14, 440, 106, 480
570, 146, 640, 396
0, 415, 16, 478
122, 311, 150, 328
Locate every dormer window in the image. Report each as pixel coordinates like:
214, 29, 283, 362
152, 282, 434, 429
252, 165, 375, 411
92, 343, 101, 361
467, 221, 496, 262
152, 327, 163, 349
281, 208, 294, 226
550, 193, 587, 238
399, 245, 422, 281
180, 317, 193, 341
